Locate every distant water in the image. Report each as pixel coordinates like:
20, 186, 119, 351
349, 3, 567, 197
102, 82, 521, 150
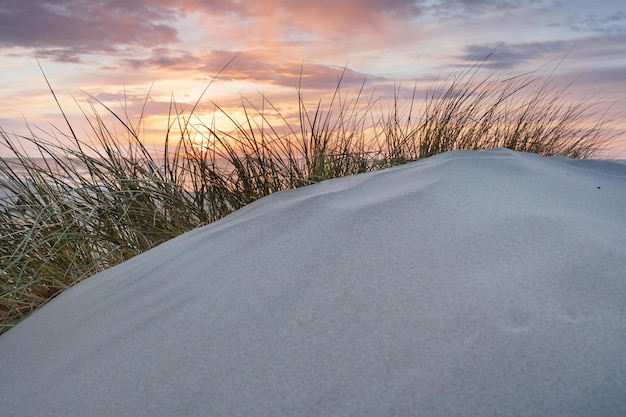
0, 156, 232, 202
1, 157, 90, 177
1, 157, 92, 201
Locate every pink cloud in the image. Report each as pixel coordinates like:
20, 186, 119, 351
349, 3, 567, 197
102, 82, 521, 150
112, 48, 387, 91
0, 0, 179, 54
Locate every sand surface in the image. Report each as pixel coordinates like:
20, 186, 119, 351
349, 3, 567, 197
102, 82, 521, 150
1, 148, 625, 416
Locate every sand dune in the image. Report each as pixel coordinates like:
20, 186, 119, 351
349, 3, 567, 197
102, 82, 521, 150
1, 148, 625, 416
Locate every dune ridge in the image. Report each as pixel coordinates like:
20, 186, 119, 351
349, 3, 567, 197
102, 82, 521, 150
1, 148, 625, 417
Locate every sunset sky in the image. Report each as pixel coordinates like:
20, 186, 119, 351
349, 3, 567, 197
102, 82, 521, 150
1, 0, 625, 156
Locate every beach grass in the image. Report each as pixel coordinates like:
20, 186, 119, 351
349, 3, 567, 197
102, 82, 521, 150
0, 56, 620, 334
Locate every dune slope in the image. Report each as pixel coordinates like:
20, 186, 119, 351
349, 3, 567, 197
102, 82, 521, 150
1, 148, 625, 417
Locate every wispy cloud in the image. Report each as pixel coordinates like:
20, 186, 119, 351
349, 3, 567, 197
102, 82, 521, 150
561, 10, 626, 34
428, 0, 537, 19
174, 0, 425, 33
459, 41, 570, 69
114, 49, 385, 91
0, 0, 180, 61
0, 0, 428, 63
2, 0, 623, 66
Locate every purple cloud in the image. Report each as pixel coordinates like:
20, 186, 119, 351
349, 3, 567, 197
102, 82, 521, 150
0, 0, 179, 56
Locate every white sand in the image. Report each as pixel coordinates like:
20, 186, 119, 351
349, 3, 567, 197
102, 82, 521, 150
1, 148, 625, 416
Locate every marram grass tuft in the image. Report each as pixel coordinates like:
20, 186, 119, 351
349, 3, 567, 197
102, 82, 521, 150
0, 56, 621, 334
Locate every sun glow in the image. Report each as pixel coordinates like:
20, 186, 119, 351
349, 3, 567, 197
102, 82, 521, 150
191, 128, 217, 152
